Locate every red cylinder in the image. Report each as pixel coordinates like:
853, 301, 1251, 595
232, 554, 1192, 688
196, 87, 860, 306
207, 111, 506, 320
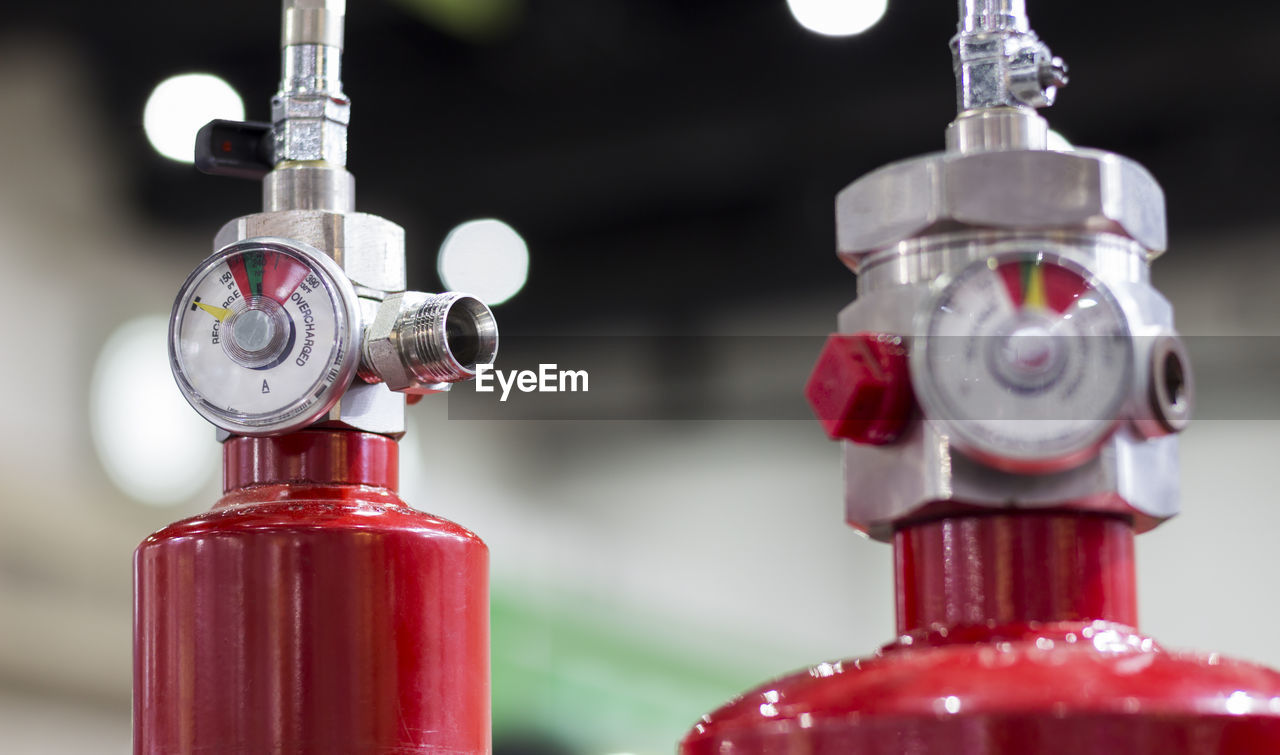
894, 512, 1138, 636
681, 512, 1280, 754
134, 430, 489, 754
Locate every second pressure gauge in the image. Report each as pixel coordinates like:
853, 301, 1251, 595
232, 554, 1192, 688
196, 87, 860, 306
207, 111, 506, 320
911, 252, 1133, 473
169, 237, 361, 436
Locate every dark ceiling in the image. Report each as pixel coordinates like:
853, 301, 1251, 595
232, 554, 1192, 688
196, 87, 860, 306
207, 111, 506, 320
14, 1, 1280, 333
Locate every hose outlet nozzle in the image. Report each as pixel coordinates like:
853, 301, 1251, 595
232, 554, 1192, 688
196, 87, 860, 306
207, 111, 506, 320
361, 291, 499, 394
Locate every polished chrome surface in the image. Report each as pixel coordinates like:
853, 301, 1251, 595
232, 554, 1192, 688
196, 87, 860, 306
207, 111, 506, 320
273, 1, 349, 165
945, 106, 1047, 153
857, 231, 1150, 293
835, 148, 1168, 271
282, 0, 345, 48
215, 210, 406, 294
263, 163, 355, 213
829, 2, 1179, 537
191, 0, 498, 439
281, 43, 343, 95
951, 0, 1066, 135
836, 233, 1181, 539
362, 292, 499, 393
959, 0, 1028, 33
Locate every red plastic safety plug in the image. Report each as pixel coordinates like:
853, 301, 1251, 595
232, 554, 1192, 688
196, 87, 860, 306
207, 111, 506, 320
805, 332, 913, 444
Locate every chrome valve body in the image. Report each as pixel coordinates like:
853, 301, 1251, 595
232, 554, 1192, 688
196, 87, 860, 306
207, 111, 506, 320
173, 0, 497, 440
826, 1, 1190, 540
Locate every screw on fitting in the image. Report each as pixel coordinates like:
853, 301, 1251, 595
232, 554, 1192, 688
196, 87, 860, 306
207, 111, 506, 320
361, 292, 499, 394
404, 294, 498, 383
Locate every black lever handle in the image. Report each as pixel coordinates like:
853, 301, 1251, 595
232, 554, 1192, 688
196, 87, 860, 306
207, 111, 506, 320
195, 119, 274, 180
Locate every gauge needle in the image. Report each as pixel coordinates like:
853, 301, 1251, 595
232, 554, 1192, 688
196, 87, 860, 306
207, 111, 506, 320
193, 299, 232, 321
1023, 263, 1047, 310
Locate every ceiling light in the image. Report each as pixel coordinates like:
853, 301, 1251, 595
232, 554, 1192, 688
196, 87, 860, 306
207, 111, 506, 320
786, 0, 887, 37
438, 218, 529, 306
144, 73, 245, 163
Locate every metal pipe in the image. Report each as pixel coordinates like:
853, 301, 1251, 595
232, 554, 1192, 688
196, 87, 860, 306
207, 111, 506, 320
282, 0, 345, 49
959, 0, 1028, 33
280, 0, 345, 98
360, 293, 500, 391
272, 0, 350, 169
950, 0, 1061, 151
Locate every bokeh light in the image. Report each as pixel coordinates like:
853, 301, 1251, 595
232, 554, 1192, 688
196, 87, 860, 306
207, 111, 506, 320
90, 315, 218, 505
438, 218, 530, 306
786, 0, 888, 37
143, 73, 244, 163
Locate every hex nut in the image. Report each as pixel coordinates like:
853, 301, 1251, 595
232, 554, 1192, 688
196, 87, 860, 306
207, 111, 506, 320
361, 292, 496, 394
835, 148, 1167, 271
271, 94, 350, 164
363, 292, 426, 392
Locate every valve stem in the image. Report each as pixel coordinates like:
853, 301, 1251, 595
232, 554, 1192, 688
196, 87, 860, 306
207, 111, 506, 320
948, 0, 1066, 153
274, 0, 350, 167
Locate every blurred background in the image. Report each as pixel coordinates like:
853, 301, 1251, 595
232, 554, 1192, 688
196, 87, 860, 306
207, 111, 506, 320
5, 0, 1280, 753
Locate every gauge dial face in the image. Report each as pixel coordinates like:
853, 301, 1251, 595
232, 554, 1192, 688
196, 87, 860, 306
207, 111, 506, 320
911, 253, 1133, 472
169, 238, 359, 436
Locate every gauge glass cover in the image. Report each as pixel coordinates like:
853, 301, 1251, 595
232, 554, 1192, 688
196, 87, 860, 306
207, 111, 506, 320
169, 238, 359, 436
911, 252, 1133, 472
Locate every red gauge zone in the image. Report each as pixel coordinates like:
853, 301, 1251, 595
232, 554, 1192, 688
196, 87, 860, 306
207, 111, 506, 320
228, 248, 312, 304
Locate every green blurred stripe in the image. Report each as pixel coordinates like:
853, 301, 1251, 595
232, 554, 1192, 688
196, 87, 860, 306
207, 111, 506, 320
491, 585, 805, 753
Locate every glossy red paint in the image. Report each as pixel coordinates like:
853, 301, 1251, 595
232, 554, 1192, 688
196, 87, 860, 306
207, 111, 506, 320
681, 512, 1280, 754
221, 428, 399, 490
896, 512, 1137, 635
134, 431, 490, 754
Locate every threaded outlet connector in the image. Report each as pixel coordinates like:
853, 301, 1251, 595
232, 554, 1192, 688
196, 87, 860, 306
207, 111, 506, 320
361, 292, 498, 394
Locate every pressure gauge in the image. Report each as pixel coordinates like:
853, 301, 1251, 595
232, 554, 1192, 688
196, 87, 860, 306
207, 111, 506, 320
169, 237, 361, 436
911, 252, 1133, 473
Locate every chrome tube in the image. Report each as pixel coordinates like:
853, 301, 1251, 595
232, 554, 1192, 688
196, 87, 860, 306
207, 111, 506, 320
272, 0, 350, 168
959, 0, 1029, 33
